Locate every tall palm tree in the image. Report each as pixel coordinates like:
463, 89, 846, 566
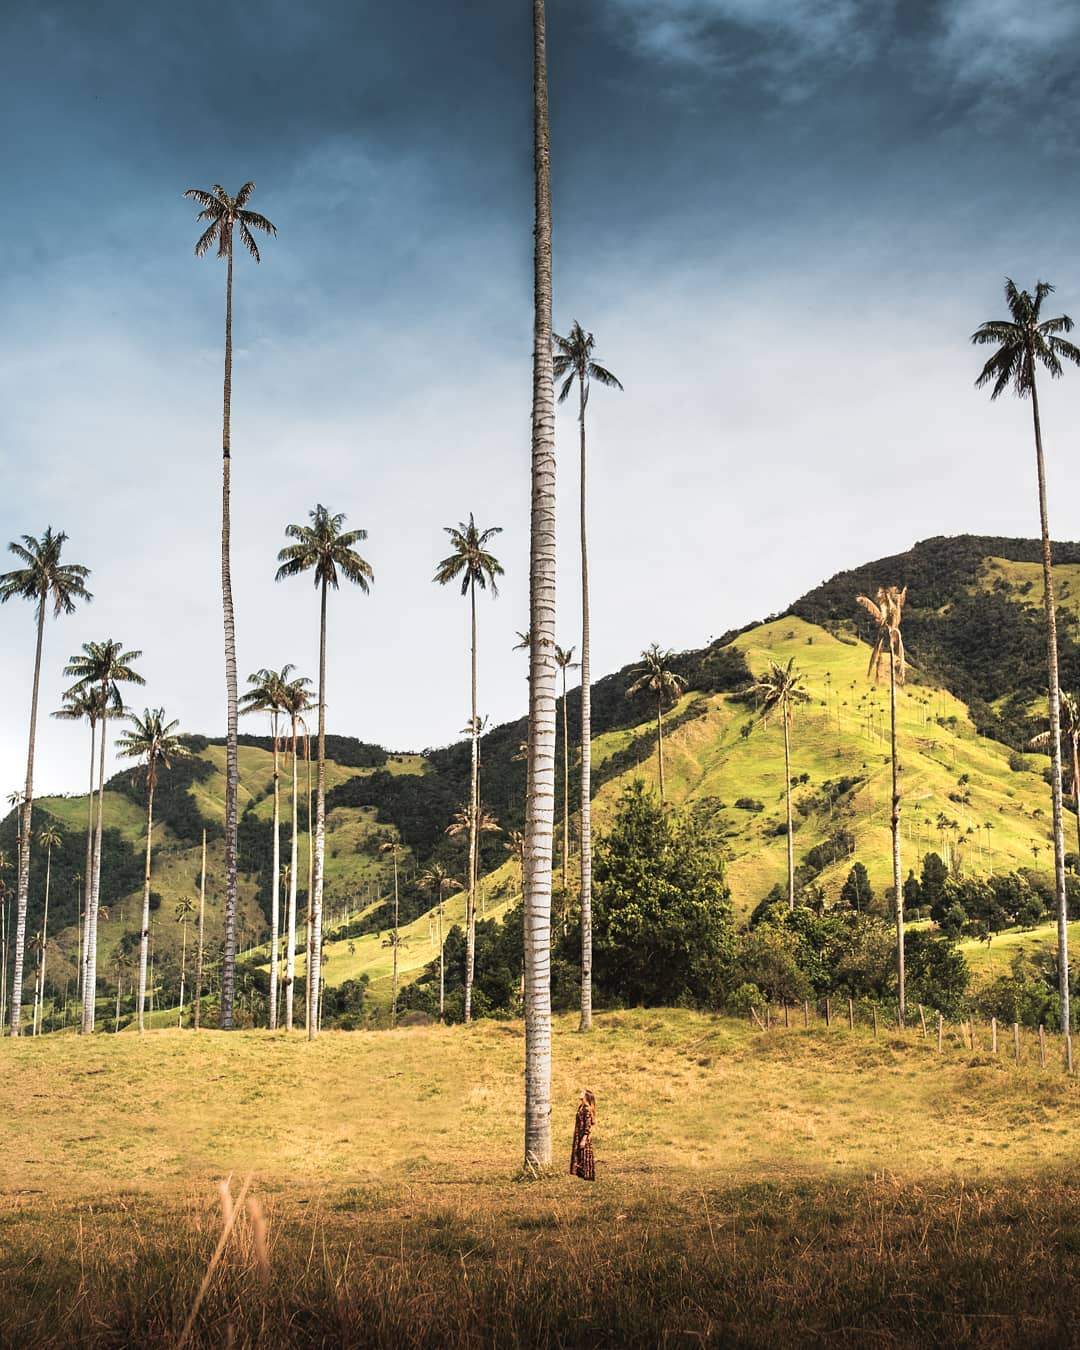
32, 823, 61, 1035
553, 322, 622, 1033
276, 505, 373, 1040
194, 829, 207, 1031
748, 657, 811, 910
1031, 692, 1080, 869
379, 840, 407, 1028
64, 641, 144, 1033
972, 278, 1080, 1032
116, 708, 189, 1033
175, 896, 196, 1027
554, 646, 578, 902
418, 863, 461, 1021
434, 515, 503, 1026
240, 666, 292, 1029
857, 585, 909, 1021
184, 181, 276, 1031
626, 644, 687, 804
278, 672, 312, 1031
524, 0, 558, 1169
1, 530, 91, 1035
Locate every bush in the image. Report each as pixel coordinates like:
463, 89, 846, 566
734, 797, 764, 812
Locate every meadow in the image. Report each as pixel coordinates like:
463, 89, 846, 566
2, 1009, 1077, 1347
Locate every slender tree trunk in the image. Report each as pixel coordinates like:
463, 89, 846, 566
524, 0, 556, 1170
115, 973, 122, 1033
656, 699, 666, 804
1031, 380, 1071, 1032
561, 664, 569, 910
1071, 734, 1080, 871
178, 920, 187, 1028
78, 719, 96, 1005
1, 895, 7, 1035
269, 718, 280, 1030
438, 898, 445, 1020
286, 716, 299, 1031
304, 723, 314, 1036
464, 580, 479, 1024
579, 367, 593, 1030
10, 597, 46, 1036
220, 243, 239, 1031
391, 849, 400, 1029
137, 777, 156, 1033
35, 846, 52, 1035
194, 830, 206, 1030
82, 697, 108, 1034
782, 711, 795, 909
309, 580, 328, 1041
889, 639, 905, 1023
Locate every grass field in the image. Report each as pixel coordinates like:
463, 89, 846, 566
1, 1010, 1077, 1346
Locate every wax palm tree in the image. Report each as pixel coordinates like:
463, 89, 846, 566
64, 640, 143, 1033
972, 278, 1080, 1031
32, 823, 61, 1035
276, 505, 373, 1040
277, 672, 312, 1031
184, 181, 276, 1031
194, 830, 207, 1031
0, 529, 91, 1034
1031, 693, 1080, 870
240, 665, 293, 1029
554, 645, 579, 909
857, 585, 909, 1021
748, 658, 811, 910
553, 321, 622, 1033
116, 708, 188, 1032
175, 896, 196, 1027
379, 840, 407, 1028
626, 644, 687, 804
418, 863, 462, 1022
434, 514, 503, 1026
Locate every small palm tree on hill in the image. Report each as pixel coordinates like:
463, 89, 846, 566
972, 278, 1080, 1031
276, 506, 373, 1040
748, 657, 810, 911
32, 823, 61, 1035
277, 672, 312, 1031
379, 839, 407, 1028
626, 644, 686, 804
418, 862, 462, 1022
554, 644, 579, 906
175, 896, 196, 1027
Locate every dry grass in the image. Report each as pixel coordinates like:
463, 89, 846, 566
2, 1010, 1078, 1346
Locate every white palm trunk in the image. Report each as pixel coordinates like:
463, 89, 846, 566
136, 776, 156, 1032
33, 845, 53, 1035
193, 829, 206, 1030
579, 368, 594, 1027
268, 716, 281, 1030
82, 698, 109, 1034
309, 582, 328, 1041
285, 716, 300, 1030
11, 597, 46, 1036
464, 581, 480, 1024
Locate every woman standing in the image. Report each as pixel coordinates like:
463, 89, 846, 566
569, 1089, 596, 1181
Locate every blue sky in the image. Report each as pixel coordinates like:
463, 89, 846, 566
4, 0, 1080, 794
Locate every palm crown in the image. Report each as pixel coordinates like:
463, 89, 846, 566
971, 279, 1080, 400
552, 321, 623, 410
418, 862, 462, 901
748, 657, 810, 727
52, 681, 122, 728
555, 645, 578, 674
64, 641, 144, 707
856, 585, 907, 685
240, 666, 294, 721
183, 182, 277, 261
627, 643, 686, 707
116, 708, 189, 790
275, 505, 374, 592
38, 824, 62, 852
433, 514, 504, 595
1030, 691, 1080, 753
0, 528, 91, 617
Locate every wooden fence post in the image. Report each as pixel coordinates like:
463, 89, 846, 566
968, 1021, 975, 1052
1039, 1024, 1046, 1069
991, 1017, 997, 1055
918, 1004, 927, 1038
1013, 1022, 1020, 1064
937, 1013, 943, 1054
751, 1005, 765, 1031
765, 1004, 771, 1031
872, 1005, 878, 1039
784, 1001, 790, 1029
848, 998, 854, 1030
803, 1000, 809, 1029
825, 998, 831, 1027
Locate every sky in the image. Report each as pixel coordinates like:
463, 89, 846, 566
4, 0, 1080, 796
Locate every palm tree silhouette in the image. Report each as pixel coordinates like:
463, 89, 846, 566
184, 181, 276, 1031
276, 505, 373, 1040
175, 896, 196, 1028
0, 528, 91, 1035
972, 278, 1080, 1031
554, 321, 622, 1033
116, 708, 188, 1032
748, 658, 811, 910
627, 644, 687, 804
434, 514, 503, 1026
418, 863, 462, 1022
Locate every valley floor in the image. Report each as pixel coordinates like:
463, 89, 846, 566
1, 1011, 1078, 1347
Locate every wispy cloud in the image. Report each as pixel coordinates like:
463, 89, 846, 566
934, 0, 1080, 88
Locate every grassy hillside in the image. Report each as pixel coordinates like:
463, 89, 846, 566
0, 1011, 1076, 1345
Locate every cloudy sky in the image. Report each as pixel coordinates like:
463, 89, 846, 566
4, 0, 1080, 795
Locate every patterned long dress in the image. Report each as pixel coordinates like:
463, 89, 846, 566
569, 1103, 596, 1180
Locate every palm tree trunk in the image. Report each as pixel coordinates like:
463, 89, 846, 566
309, 579, 328, 1041
82, 696, 108, 1034
464, 580, 479, 1025
524, 0, 556, 1171
438, 898, 445, 1020
10, 596, 46, 1036
194, 829, 206, 1031
220, 243, 239, 1032
286, 716, 299, 1031
656, 699, 666, 804
79, 719, 96, 1006
782, 711, 794, 909
178, 920, 187, 1028
889, 639, 904, 1024
35, 846, 52, 1035
391, 849, 399, 1029
1031, 378, 1071, 1032
1072, 736, 1080, 868
136, 776, 156, 1033
304, 722, 313, 1035
561, 665, 569, 914
0, 897, 7, 1036
579, 367, 593, 1031
269, 718, 281, 1030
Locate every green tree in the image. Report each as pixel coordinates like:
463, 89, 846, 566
553, 321, 623, 1034
276, 505, 373, 1039
920, 852, 949, 918
184, 181, 276, 1030
0, 528, 91, 1034
434, 514, 503, 1025
116, 708, 188, 1032
748, 657, 810, 910
972, 278, 1080, 1031
627, 643, 687, 804
840, 862, 873, 913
